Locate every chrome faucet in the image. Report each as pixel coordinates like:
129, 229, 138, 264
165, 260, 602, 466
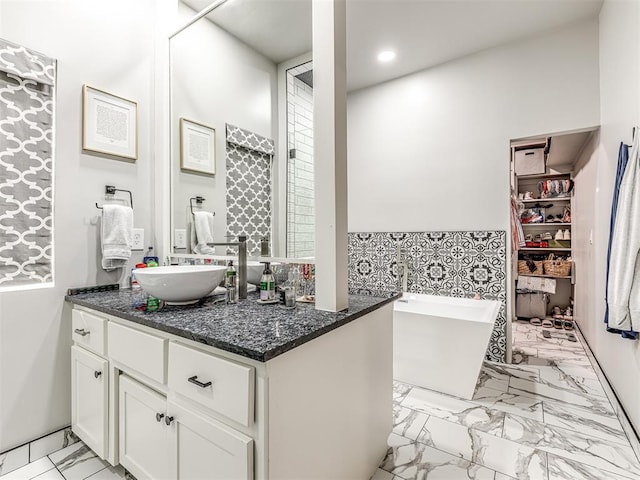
207, 235, 247, 299
396, 245, 408, 293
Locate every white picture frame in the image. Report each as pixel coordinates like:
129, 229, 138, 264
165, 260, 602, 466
82, 85, 138, 160
180, 117, 216, 176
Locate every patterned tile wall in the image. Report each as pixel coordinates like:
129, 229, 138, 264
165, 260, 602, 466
225, 124, 274, 255
348, 231, 507, 363
0, 38, 55, 288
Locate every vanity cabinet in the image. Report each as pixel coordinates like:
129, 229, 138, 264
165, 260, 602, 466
71, 306, 255, 480
67, 299, 393, 480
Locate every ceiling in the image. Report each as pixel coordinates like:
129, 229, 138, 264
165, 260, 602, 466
181, 0, 603, 92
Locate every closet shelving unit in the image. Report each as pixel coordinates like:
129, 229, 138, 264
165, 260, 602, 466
515, 167, 575, 316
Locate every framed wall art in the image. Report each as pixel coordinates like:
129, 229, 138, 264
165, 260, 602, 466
82, 85, 137, 160
180, 117, 216, 175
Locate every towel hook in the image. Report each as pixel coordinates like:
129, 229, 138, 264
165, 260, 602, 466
190, 196, 214, 216
96, 185, 134, 210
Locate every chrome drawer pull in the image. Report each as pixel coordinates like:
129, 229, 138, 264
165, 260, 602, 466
188, 376, 212, 388
156, 413, 165, 422
74, 328, 90, 336
94, 371, 102, 379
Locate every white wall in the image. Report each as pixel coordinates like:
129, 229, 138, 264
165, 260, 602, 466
575, 0, 640, 434
171, 4, 276, 245
0, 0, 156, 451
347, 20, 600, 233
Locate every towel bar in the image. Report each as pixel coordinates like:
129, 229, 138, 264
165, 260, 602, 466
190, 196, 214, 216
96, 185, 134, 210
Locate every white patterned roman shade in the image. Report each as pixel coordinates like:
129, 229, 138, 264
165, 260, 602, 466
0, 38, 56, 288
225, 124, 274, 255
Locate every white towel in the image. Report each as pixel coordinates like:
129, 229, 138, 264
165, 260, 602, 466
101, 204, 133, 271
190, 211, 216, 255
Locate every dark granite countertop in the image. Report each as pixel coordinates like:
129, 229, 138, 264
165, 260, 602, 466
65, 289, 399, 362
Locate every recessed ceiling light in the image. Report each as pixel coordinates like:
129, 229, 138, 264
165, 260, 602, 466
377, 50, 396, 63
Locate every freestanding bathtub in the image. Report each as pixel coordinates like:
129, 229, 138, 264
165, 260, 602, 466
393, 293, 500, 400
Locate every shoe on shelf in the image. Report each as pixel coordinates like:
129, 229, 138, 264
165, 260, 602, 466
552, 306, 563, 319
525, 234, 533, 242
564, 306, 573, 320
541, 232, 552, 241
563, 229, 571, 240
524, 192, 535, 200
554, 230, 564, 240
534, 234, 542, 242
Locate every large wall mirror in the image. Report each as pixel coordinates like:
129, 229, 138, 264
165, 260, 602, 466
169, 0, 313, 260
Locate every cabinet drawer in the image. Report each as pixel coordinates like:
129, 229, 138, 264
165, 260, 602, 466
108, 322, 167, 384
168, 343, 254, 427
72, 309, 107, 356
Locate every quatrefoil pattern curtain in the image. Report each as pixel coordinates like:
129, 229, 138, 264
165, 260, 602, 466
225, 124, 274, 256
0, 38, 56, 288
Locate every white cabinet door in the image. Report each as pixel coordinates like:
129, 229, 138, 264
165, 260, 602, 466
168, 402, 253, 480
119, 375, 171, 480
71, 346, 108, 459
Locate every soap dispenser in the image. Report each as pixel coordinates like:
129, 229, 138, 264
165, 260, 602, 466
259, 262, 275, 301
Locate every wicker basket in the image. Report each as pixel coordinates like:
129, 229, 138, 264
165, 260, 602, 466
543, 254, 572, 277
518, 259, 544, 275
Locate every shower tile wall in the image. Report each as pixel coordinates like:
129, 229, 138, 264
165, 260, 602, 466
348, 231, 508, 363
286, 61, 314, 258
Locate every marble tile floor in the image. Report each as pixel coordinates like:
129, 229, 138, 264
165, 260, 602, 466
511, 320, 591, 368
376, 320, 640, 479
0, 441, 134, 480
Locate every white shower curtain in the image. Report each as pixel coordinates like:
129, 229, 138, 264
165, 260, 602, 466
607, 130, 640, 334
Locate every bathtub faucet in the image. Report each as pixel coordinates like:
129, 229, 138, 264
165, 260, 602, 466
396, 245, 409, 293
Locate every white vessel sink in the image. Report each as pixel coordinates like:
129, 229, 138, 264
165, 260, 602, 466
133, 265, 226, 305
246, 261, 281, 285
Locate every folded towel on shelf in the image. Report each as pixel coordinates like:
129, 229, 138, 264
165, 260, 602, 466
101, 204, 133, 271
190, 211, 216, 255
